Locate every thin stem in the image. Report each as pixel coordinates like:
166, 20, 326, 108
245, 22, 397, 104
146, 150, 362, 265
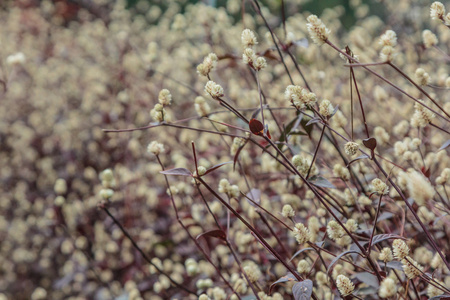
306, 124, 325, 179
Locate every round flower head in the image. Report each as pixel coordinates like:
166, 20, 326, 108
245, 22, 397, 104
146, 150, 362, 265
415, 68, 431, 86
204, 81, 224, 98
344, 141, 359, 156
281, 204, 295, 218
147, 141, 165, 156
306, 15, 331, 45
430, 2, 445, 21
379, 30, 397, 47
422, 30, 438, 48
379, 278, 397, 298
158, 89, 172, 106
336, 275, 354, 296
402, 256, 423, 279
241, 29, 258, 48
319, 99, 334, 117
371, 178, 389, 195
410, 100, 435, 128
293, 223, 310, 244
379, 247, 393, 262
392, 239, 409, 259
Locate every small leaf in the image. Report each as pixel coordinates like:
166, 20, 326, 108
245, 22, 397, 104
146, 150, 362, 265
438, 139, 450, 152
385, 261, 403, 270
347, 154, 369, 167
196, 229, 227, 242
160, 168, 192, 176
292, 280, 313, 300
300, 117, 314, 137
308, 176, 336, 189
305, 117, 320, 127
246, 189, 261, 206
377, 212, 394, 222
329, 104, 340, 118
290, 248, 314, 261
249, 118, 264, 136
369, 234, 405, 247
327, 250, 362, 275
269, 273, 297, 294
353, 272, 379, 288
204, 161, 233, 175
363, 137, 377, 151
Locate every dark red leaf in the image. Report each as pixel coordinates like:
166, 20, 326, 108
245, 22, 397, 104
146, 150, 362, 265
249, 118, 264, 136
196, 229, 227, 242
362, 137, 377, 151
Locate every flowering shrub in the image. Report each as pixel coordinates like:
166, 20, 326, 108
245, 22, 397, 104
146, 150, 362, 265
1, 0, 449, 299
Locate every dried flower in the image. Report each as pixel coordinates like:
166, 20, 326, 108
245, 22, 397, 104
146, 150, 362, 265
344, 141, 359, 156
393, 239, 409, 260
204, 81, 224, 98
293, 223, 310, 244
306, 15, 331, 45
372, 178, 389, 195
336, 274, 354, 296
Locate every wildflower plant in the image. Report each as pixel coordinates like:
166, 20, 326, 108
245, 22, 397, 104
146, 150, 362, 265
1, 0, 450, 299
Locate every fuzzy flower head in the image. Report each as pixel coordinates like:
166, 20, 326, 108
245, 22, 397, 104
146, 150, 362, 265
402, 256, 423, 279
241, 29, 258, 48
243, 48, 257, 65
150, 103, 166, 123
371, 178, 389, 195
415, 68, 431, 86
306, 15, 331, 45
297, 259, 310, 274
6, 52, 26, 66
284, 85, 317, 110
399, 170, 435, 206
336, 275, 354, 296
410, 100, 435, 128
379, 278, 397, 298
380, 45, 396, 62
344, 141, 359, 156
379, 247, 393, 263
293, 223, 310, 244
430, 2, 445, 21
194, 96, 211, 117
147, 141, 165, 156
204, 81, 224, 98
292, 154, 317, 177
327, 220, 345, 240
197, 53, 218, 77
379, 30, 397, 47
319, 99, 334, 117
281, 204, 295, 218
158, 89, 172, 106
422, 30, 438, 48
393, 239, 409, 260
